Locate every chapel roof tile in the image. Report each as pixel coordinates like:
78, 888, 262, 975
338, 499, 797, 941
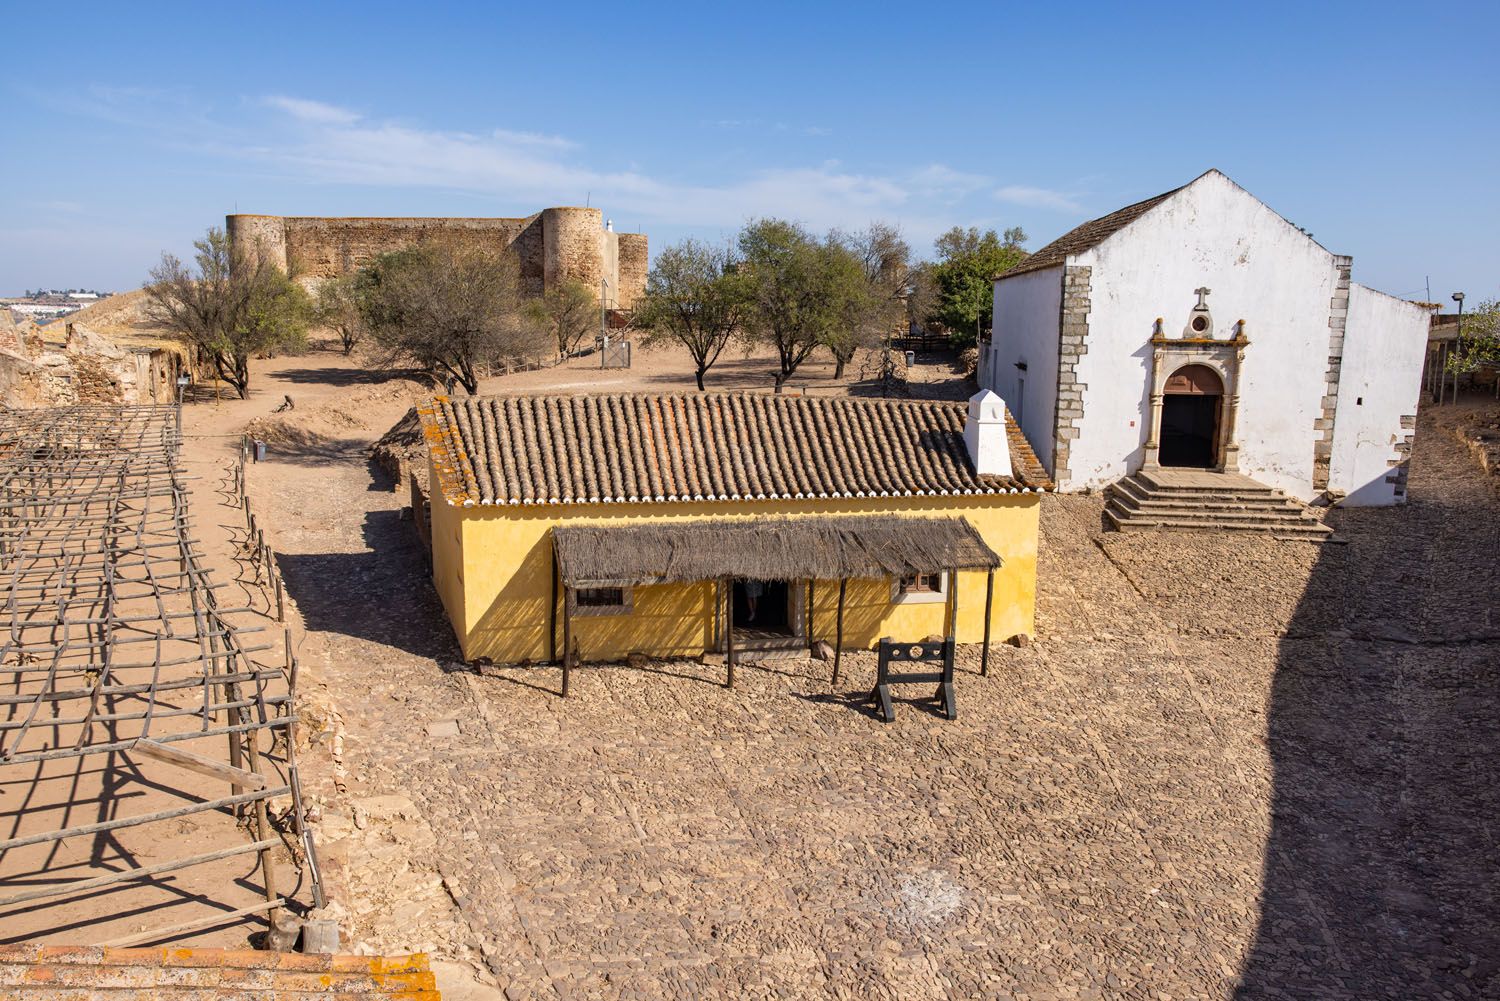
999, 185, 1185, 279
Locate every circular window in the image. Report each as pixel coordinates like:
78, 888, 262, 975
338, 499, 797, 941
1191, 315, 1209, 333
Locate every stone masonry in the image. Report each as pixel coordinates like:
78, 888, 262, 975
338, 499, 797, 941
1052, 265, 1092, 484
226, 209, 647, 309
1312, 255, 1353, 491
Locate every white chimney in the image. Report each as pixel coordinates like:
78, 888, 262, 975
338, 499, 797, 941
964, 388, 1012, 477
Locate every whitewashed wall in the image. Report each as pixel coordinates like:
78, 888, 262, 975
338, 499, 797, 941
1067, 171, 1339, 498
987, 266, 1062, 475
1328, 285, 1428, 505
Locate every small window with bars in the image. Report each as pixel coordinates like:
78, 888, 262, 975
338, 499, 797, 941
900, 573, 943, 594
892, 571, 947, 604
570, 586, 633, 616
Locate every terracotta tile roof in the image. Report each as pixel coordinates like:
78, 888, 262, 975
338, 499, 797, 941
421, 392, 1050, 507
999, 184, 1184, 279
0, 944, 439, 998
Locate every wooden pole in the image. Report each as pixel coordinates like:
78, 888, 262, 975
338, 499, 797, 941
561, 586, 573, 698
723, 577, 735, 689
549, 546, 560, 664
807, 579, 816, 654
832, 578, 847, 686
980, 568, 995, 677
944, 568, 958, 642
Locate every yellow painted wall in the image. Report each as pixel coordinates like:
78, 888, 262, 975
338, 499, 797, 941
427, 451, 467, 640
437, 487, 1040, 664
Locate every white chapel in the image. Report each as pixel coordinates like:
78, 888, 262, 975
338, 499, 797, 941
979, 169, 1430, 507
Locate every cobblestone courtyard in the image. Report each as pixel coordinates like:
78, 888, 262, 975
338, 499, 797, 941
232, 390, 1500, 1000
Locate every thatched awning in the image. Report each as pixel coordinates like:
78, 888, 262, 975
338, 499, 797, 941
553, 515, 1001, 588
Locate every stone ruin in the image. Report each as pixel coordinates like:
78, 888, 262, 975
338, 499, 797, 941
0, 311, 184, 409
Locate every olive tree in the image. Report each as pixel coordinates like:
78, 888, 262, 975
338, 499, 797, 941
824, 222, 913, 380
635, 238, 750, 391
145, 227, 311, 399
526, 278, 597, 361
739, 218, 858, 387
316, 273, 367, 355
357, 241, 535, 394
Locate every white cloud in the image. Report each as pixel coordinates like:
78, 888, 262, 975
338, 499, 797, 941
44, 87, 987, 247
993, 184, 1084, 213
489, 128, 576, 150
263, 96, 362, 125
911, 164, 991, 198
242, 98, 953, 233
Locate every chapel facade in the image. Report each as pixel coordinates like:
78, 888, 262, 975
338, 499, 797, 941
979, 169, 1430, 506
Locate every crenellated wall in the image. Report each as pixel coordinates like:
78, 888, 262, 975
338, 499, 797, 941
225, 209, 646, 306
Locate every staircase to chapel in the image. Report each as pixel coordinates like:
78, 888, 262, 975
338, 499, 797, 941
1105, 468, 1332, 538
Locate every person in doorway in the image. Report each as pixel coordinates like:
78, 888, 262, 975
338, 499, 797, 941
744, 580, 764, 622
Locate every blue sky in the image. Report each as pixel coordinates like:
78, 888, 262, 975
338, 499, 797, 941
2, 1, 1496, 301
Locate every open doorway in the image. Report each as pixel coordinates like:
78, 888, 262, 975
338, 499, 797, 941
731, 579, 802, 648
1160, 364, 1224, 468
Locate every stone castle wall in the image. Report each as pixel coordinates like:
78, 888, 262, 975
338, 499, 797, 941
226, 209, 645, 308
616, 234, 648, 311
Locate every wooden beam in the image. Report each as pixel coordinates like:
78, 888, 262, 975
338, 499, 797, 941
561, 585, 573, 698
132, 738, 268, 790
832, 578, 847, 686
101, 897, 286, 948
981, 567, 995, 677
549, 543, 559, 664
723, 577, 735, 689
943, 567, 957, 642
807, 579, 816, 655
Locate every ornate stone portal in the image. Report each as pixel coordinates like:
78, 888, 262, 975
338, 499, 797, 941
1141, 288, 1249, 472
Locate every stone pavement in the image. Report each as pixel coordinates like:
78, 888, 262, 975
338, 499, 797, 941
244, 404, 1499, 1000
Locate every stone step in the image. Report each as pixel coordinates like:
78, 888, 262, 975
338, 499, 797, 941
1111, 477, 1287, 506
1098, 510, 1332, 540
1104, 469, 1332, 537
1134, 469, 1285, 496
1107, 491, 1308, 518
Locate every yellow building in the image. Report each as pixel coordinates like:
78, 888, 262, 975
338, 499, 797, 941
419, 389, 1049, 681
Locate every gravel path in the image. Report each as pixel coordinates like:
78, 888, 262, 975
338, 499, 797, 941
232, 359, 1499, 999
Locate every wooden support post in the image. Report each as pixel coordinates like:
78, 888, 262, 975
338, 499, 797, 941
943, 568, 957, 641
561, 585, 573, 698
807, 579, 816, 655
549, 545, 560, 664
980, 568, 995, 677
723, 577, 735, 689
832, 578, 847, 686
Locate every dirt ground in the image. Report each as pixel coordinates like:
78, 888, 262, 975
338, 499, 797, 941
170, 341, 1500, 998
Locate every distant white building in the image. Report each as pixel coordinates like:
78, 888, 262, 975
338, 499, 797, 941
979, 169, 1429, 506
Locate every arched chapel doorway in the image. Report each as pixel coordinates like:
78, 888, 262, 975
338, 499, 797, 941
1159, 364, 1223, 467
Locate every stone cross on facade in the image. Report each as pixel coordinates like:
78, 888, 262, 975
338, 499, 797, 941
1194, 286, 1212, 309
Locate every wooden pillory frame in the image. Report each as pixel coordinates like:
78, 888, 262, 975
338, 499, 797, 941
0, 406, 321, 947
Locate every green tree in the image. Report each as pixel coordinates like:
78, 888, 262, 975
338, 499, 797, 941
823, 223, 912, 380
357, 242, 537, 395
145, 226, 311, 399
635, 239, 751, 391
929, 225, 1029, 346
739, 218, 859, 387
316, 273, 366, 355
526, 278, 597, 361
1449, 298, 1500, 374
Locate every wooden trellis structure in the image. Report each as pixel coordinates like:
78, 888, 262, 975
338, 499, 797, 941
0, 405, 317, 946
